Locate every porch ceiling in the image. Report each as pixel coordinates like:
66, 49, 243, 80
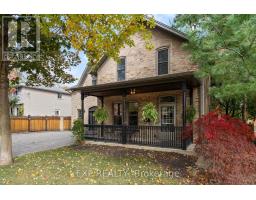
71, 71, 200, 97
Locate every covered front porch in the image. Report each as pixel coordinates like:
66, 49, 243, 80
73, 71, 201, 150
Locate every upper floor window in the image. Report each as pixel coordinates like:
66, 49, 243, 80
157, 48, 169, 75
117, 57, 126, 81
92, 75, 97, 86
57, 93, 62, 99
55, 110, 60, 116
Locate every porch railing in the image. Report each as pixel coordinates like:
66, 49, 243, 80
84, 124, 192, 150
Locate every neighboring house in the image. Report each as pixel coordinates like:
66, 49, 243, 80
71, 20, 210, 149
10, 86, 71, 116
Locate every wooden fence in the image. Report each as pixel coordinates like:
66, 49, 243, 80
10, 116, 71, 133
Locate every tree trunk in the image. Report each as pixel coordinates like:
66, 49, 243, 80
225, 100, 229, 115
0, 61, 13, 165
242, 96, 248, 122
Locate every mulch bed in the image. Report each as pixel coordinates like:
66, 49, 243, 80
72, 143, 210, 184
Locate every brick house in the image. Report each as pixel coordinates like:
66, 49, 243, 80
71, 20, 210, 149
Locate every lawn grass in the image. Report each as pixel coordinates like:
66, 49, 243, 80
0, 145, 197, 184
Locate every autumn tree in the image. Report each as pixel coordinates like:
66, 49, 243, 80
0, 14, 80, 165
0, 14, 155, 165
45, 15, 155, 73
174, 15, 256, 120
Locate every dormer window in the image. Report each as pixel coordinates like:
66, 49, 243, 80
157, 48, 169, 75
117, 57, 126, 81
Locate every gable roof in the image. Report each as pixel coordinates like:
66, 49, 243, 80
154, 20, 187, 40
77, 65, 91, 87
74, 20, 187, 88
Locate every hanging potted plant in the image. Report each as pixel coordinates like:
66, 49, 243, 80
93, 107, 109, 124
141, 102, 158, 124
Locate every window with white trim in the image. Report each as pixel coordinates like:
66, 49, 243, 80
159, 96, 176, 126
160, 105, 175, 125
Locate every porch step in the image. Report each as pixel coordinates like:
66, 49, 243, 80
186, 143, 195, 151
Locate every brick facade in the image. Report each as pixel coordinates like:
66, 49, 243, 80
103, 90, 199, 126
97, 29, 197, 84
71, 26, 206, 125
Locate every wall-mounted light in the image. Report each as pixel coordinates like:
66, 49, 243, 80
130, 88, 136, 95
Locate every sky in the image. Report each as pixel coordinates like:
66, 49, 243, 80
68, 14, 176, 87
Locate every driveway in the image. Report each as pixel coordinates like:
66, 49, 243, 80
0, 131, 74, 157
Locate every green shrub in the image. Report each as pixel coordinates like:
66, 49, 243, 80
186, 105, 196, 123
93, 107, 109, 124
141, 102, 158, 124
72, 119, 84, 144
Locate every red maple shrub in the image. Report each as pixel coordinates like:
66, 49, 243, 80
194, 111, 256, 184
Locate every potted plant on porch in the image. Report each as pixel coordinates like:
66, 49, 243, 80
141, 102, 158, 124
93, 107, 109, 139
93, 107, 109, 124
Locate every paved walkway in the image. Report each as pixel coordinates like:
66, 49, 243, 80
0, 131, 74, 157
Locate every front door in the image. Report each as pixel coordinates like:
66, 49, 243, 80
128, 102, 139, 126
160, 105, 175, 126
159, 104, 176, 145
113, 103, 123, 125
129, 111, 138, 126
